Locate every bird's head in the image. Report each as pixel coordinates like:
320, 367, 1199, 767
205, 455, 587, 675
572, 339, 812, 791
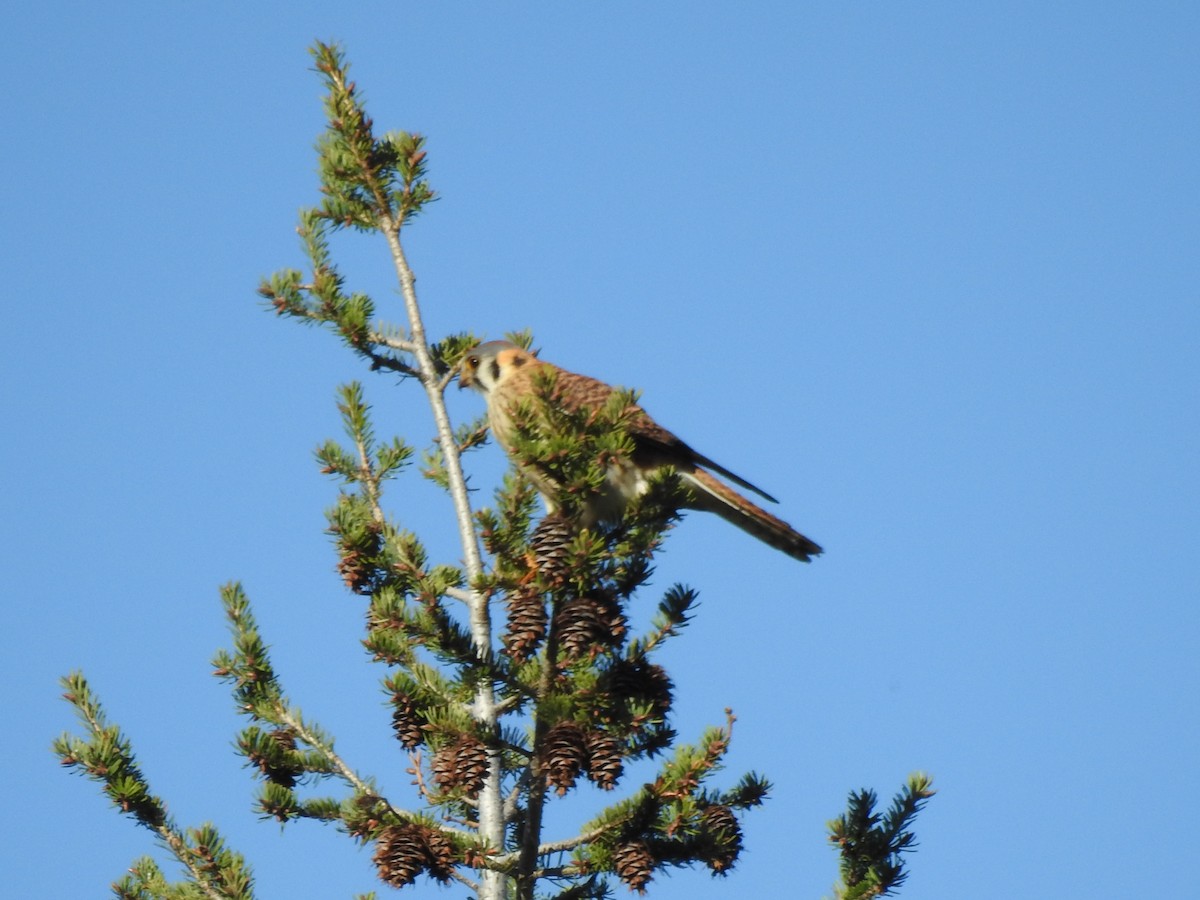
457, 341, 538, 395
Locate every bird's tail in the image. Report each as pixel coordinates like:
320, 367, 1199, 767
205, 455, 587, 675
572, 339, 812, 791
682, 469, 823, 563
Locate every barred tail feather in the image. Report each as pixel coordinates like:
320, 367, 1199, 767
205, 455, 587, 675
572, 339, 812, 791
682, 469, 823, 563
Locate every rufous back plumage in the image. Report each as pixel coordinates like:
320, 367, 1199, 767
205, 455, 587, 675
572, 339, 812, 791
458, 341, 822, 562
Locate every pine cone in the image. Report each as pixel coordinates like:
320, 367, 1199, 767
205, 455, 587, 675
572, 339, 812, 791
431, 742, 458, 792
584, 729, 624, 790
453, 736, 490, 798
373, 824, 428, 889
530, 513, 574, 584
432, 735, 489, 797
390, 693, 426, 749
334, 520, 383, 595
700, 805, 743, 873
373, 823, 457, 888
243, 728, 303, 788
543, 721, 588, 796
605, 659, 674, 718
503, 585, 547, 661
613, 840, 655, 893
422, 826, 457, 884
337, 548, 371, 593
269, 729, 297, 752
265, 728, 302, 788
555, 591, 626, 660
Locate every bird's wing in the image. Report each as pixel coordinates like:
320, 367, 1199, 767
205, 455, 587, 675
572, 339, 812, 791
549, 369, 779, 504
634, 421, 780, 504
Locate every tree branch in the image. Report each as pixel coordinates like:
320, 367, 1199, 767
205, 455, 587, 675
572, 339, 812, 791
352, 431, 385, 526
277, 708, 372, 797
367, 330, 418, 354
450, 868, 482, 893
443, 586, 474, 604
377, 215, 505, 900
153, 826, 234, 900
536, 824, 615, 857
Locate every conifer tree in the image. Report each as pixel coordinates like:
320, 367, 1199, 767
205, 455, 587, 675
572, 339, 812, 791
55, 41, 933, 899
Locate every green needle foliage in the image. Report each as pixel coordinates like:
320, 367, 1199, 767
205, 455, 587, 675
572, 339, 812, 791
55, 40, 934, 899
827, 773, 937, 899
54, 673, 254, 900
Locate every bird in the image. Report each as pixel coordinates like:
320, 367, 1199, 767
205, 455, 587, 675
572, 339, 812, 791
457, 341, 822, 563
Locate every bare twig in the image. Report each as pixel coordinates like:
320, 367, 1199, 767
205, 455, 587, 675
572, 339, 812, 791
280, 705, 473, 841
503, 782, 523, 823
537, 824, 615, 856
367, 330, 419, 354
494, 693, 527, 715
353, 431, 385, 526
443, 586, 474, 604
492, 821, 621, 870
278, 709, 372, 797
378, 215, 505, 900
450, 868, 482, 892
406, 749, 436, 806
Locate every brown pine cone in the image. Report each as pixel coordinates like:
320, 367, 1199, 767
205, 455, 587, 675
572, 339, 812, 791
337, 548, 371, 594
604, 659, 674, 718
555, 591, 626, 660
503, 584, 547, 661
584, 729, 624, 790
373, 823, 457, 888
530, 513, 575, 584
543, 721, 588, 796
373, 824, 428, 889
390, 693, 426, 749
613, 840, 655, 893
452, 735, 489, 798
422, 826, 457, 884
700, 805, 743, 873
333, 519, 383, 595
432, 735, 489, 797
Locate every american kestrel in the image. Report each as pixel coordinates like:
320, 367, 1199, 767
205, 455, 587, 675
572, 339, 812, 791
457, 341, 822, 563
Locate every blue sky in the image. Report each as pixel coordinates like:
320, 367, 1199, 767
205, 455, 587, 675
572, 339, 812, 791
4, 3, 1197, 897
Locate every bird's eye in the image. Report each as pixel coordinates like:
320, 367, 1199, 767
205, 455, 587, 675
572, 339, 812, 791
467, 356, 479, 368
